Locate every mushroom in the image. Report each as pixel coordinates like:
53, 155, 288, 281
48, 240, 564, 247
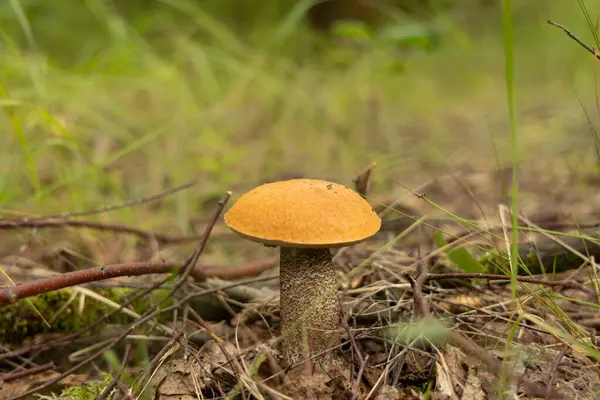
224, 178, 381, 367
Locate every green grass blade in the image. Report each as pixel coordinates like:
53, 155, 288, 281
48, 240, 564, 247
270, 0, 316, 47
28, 127, 165, 204
502, 0, 519, 297
158, 0, 244, 55
0, 83, 40, 194
432, 231, 484, 273
578, 0, 600, 49
8, 0, 37, 50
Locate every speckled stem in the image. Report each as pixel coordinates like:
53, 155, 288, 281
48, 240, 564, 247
279, 247, 341, 367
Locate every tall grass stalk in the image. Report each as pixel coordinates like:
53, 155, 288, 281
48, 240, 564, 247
501, 0, 519, 297
578, 0, 600, 49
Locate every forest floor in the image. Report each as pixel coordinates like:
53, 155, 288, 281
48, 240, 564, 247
3, 1, 600, 399
3, 156, 600, 399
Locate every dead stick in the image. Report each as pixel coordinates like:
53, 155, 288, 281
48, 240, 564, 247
425, 272, 595, 296
0, 256, 278, 306
95, 343, 132, 400
0, 218, 234, 244
6, 275, 277, 400
136, 331, 184, 395
16, 180, 196, 220
548, 20, 600, 61
545, 345, 568, 398
7, 192, 232, 400
0, 362, 54, 383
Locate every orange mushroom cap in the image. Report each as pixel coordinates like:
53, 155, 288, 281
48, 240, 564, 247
224, 179, 382, 248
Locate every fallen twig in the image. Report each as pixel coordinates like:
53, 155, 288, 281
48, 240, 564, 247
137, 331, 184, 396
13, 180, 196, 221
425, 272, 596, 296
7, 192, 232, 400
96, 344, 132, 400
0, 180, 237, 245
548, 20, 600, 60
0, 256, 278, 306
0, 218, 235, 244
545, 345, 568, 399
0, 362, 55, 383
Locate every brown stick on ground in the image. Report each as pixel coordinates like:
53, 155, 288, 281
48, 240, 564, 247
425, 272, 596, 296
6, 275, 278, 400
6, 191, 233, 400
96, 344, 132, 400
0, 256, 279, 306
0, 218, 235, 244
0, 362, 55, 383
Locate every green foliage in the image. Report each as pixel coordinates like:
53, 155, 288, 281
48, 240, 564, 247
0, 287, 176, 343
0, 0, 597, 232
433, 231, 484, 273
478, 247, 583, 276
382, 317, 448, 347
58, 372, 112, 400
0, 288, 124, 343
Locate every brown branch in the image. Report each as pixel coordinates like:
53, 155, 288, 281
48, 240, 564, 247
96, 344, 132, 400
425, 272, 596, 296
0, 256, 278, 306
0, 262, 179, 305
22, 180, 196, 220
209, 256, 278, 279
0, 218, 235, 244
0, 362, 55, 383
0, 180, 227, 245
6, 275, 277, 400
137, 331, 184, 395
545, 345, 568, 399
548, 20, 600, 61
166, 191, 231, 296
6, 191, 232, 400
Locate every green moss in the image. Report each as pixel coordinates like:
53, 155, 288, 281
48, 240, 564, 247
0, 288, 118, 343
477, 246, 583, 276
0, 287, 174, 344
58, 373, 112, 400
478, 249, 510, 274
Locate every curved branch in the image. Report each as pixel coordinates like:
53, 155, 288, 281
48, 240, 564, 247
0, 218, 235, 244
425, 272, 595, 296
0, 257, 279, 305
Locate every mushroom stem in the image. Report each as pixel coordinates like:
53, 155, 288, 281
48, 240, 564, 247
279, 247, 341, 366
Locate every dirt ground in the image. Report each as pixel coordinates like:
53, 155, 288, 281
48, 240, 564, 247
2, 154, 600, 400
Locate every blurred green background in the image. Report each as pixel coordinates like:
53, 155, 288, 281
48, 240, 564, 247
1, 0, 599, 233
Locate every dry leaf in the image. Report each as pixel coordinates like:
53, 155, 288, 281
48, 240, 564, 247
152, 341, 241, 399
460, 367, 487, 400
282, 364, 351, 400
0, 372, 88, 400
432, 345, 467, 400
432, 361, 459, 400
373, 386, 401, 400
